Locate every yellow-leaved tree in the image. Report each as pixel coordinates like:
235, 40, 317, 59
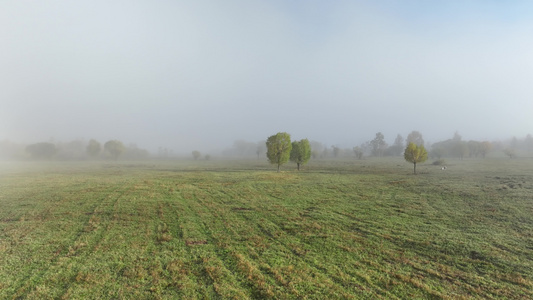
404, 142, 428, 174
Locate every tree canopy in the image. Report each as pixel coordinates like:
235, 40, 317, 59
370, 132, 387, 157
26, 142, 56, 159
290, 139, 311, 171
266, 132, 292, 172
353, 146, 363, 160
404, 142, 428, 174
86, 139, 101, 158
388, 134, 404, 156
104, 140, 125, 160
406, 131, 424, 146
192, 150, 201, 160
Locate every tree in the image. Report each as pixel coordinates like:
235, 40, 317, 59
266, 132, 292, 172
232, 140, 255, 157
309, 141, 325, 159
123, 144, 149, 160
389, 134, 404, 156
58, 140, 86, 160
467, 140, 481, 158
26, 142, 56, 159
454, 141, 469, 159
370, 132, 387, 157
452, 131, 462, 142
430, 146, 446, 159
450, 133, 468, 159
479, 141, 492, 158
86, 139, 101, 158
404, 142, 428, 174
503, 148, 516, 159
353, 146, 363, 160
321, 147, 329, 158
192, 150, 201, 160
360, 141, 371, 156
104, 140, 125, 160
290, 139, 311, 171
407, 131, 424, 146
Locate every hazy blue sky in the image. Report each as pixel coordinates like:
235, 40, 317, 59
2, 1, 533, 152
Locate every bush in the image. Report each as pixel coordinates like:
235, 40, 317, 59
432, 159, 446, 166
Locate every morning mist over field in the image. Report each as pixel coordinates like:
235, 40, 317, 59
2, 1, 533, 153
3, 2, 533, 297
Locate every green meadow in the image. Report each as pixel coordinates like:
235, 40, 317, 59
0, 158, 532, 299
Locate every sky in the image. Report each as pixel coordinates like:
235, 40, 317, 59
2, 0, 533, 153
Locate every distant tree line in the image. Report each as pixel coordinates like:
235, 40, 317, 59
221, 140, 267, 159
352, 131, 517, 160
429, 132, 492, 159
1, 132, 532, 162
257, 130, 533, 172
0, 139, 149, 161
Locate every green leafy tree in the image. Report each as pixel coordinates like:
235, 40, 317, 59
290, 139, 311, 171
104, 140, 125, 160
404, 142, 428, 174
266, 132, 292, 172
192, 150, 201, 160
86, 139, 101, 158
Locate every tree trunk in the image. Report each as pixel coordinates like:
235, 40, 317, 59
297, 163, 300, 171
413, 162, 417, 174
277, 164, 280, 173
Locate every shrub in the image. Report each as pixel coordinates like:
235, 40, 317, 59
432, 159, 446, 166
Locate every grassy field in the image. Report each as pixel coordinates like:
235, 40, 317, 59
0, 158, 532, 299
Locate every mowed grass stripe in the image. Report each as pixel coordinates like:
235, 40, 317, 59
9, 179, 136, 299
178, 174, 348, 298
253, 175, 434, 298
137, 175, 254, 299
0, 177, 106, 295
191, 173, 387, 298
178, 176, 269, 298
